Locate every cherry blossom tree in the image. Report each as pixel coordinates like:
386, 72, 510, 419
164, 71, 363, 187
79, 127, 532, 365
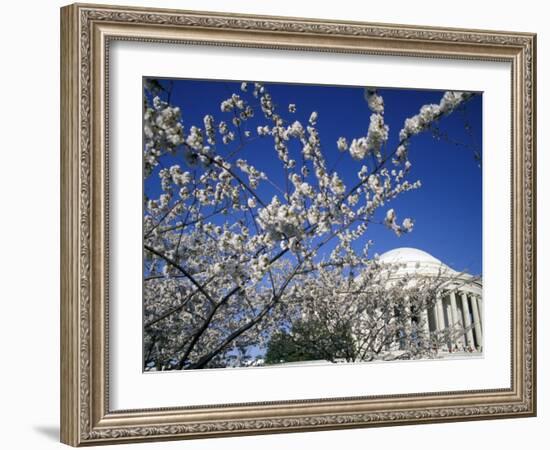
266, 262, 477, 364
142, 80, 475, 370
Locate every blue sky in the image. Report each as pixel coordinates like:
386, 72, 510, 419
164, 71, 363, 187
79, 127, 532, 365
144, 78, 482, 275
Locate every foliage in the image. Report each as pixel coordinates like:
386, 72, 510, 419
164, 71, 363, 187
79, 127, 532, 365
265, 318, 355, 365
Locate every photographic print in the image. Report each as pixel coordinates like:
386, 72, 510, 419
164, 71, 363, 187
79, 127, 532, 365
142, 78, 483, 372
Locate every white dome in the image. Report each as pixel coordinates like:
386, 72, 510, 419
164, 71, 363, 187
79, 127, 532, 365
377, 247, 481, 295
378, 247, 443, 265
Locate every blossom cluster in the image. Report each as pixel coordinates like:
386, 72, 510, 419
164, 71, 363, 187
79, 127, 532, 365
346, 89, 389, 161
143, 96, 185, 176
385, 208, 414, 236
399, 91, 472, 141
364, 88, 384, 114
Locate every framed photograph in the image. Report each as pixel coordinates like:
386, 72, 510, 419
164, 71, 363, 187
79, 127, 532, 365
60, 3, 536, 446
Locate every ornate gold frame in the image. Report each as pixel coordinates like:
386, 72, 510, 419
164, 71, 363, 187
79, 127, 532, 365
60, 3, 536, 446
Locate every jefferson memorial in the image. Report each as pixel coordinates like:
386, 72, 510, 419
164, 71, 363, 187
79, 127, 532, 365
379, 247, 483, 354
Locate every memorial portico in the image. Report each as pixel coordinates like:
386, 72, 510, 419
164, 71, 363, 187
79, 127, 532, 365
379, 247, 483, 353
